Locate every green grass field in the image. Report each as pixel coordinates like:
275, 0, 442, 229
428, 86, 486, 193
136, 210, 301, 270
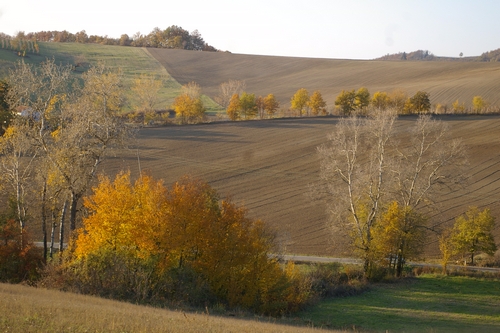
0, 43, 218, 112
299, 274, 500, 332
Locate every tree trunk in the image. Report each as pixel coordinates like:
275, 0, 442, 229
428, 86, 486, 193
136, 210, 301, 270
41, 181, 48, 262
69, 192, 79, 232
50, 211, 57, 258
59, 201, 67, 252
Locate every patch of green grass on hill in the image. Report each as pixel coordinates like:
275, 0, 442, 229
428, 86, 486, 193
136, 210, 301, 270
0, 43, 193, 112
299, 274, 500, 332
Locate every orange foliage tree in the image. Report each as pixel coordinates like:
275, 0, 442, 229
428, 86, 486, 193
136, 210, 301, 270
71, 172, 306, 314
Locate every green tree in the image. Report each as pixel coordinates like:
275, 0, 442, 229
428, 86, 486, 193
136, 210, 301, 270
334, 89, 356, 115
308, 91, 327, 115
450, 207, 497, 265
404, 91, 431, 114
290, 88, 309, 116
355, 87, 370, 112
239, 92, 257, 119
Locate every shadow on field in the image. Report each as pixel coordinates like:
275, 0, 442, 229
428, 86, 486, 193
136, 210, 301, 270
138, 127, 245, 143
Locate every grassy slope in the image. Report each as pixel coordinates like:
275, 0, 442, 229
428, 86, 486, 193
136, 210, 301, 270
147, 48, 500, 109
0, 43, 181, 111
0, 283, 325, 333
2, 276, 499, 333
301, 275, 500, 332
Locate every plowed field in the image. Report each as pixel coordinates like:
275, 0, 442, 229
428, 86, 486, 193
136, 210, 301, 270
147, 48, 500, 109
102, 115, 500, 257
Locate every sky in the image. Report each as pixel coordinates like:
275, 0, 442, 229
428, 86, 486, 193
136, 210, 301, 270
1, 0, 499, 60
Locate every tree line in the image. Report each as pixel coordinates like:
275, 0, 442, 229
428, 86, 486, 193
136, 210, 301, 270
206, 82, 498, 122
0, 26, 218, 52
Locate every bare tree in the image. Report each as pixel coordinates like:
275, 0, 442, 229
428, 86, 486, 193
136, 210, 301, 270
393, 116, 468, 210
49, 63, 130, 232
6, 60, 131, 250
0, 121, 37, 232
214, 79, 246, 109
131, 73, 162, 112
318, 111, 396, 275
181, 81, 201, 99
317, 112, 467, 277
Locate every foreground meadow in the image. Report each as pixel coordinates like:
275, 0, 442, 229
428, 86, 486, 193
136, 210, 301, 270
300, 275, 500, 332
0, 283, 326, 333
2, 275, 499, 332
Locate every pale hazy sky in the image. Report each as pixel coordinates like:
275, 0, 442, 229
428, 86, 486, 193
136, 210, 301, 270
1, 0, 499, 59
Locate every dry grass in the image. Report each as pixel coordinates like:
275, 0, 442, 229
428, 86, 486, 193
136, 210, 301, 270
0, 283, 329, 333
95, 115, 500, 258
147, 48, 500, 109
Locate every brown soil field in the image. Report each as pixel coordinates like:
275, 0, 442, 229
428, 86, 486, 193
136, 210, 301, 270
147, 48, 500, 109
101, 115, 500, 258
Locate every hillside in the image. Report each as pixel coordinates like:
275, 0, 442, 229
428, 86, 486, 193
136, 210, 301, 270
2, 43, 500, 258
0, 283, 323, 333
0, 42, 182, 111
147, 48, 500, 109
3, 43, 500, 111
101, 115, 500, 258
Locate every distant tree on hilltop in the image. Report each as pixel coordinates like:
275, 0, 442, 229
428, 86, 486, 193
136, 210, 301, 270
5, 26, 219, 52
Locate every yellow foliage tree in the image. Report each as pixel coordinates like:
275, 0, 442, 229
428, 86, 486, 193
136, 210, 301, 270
371, 202, 427, 276
452, 99, 466, 113
371, 91, 391, 110
450, 207, 497, 265
472, 96, 487, 113
74, 172, 167, 260
308, 91, 327, 115
290, 88, 309, 116
72, 173, 302, 314
172, 94, 205, 124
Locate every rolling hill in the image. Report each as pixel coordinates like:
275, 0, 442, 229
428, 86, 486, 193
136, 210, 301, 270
2, 43, 500, 258
147, 48, 500, 109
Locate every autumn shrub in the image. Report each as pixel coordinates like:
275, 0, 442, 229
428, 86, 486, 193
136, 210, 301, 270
0, 218, 43, 283
306, 263, 367, 300
68, 249, 163, 302
55, 172, 310, 315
